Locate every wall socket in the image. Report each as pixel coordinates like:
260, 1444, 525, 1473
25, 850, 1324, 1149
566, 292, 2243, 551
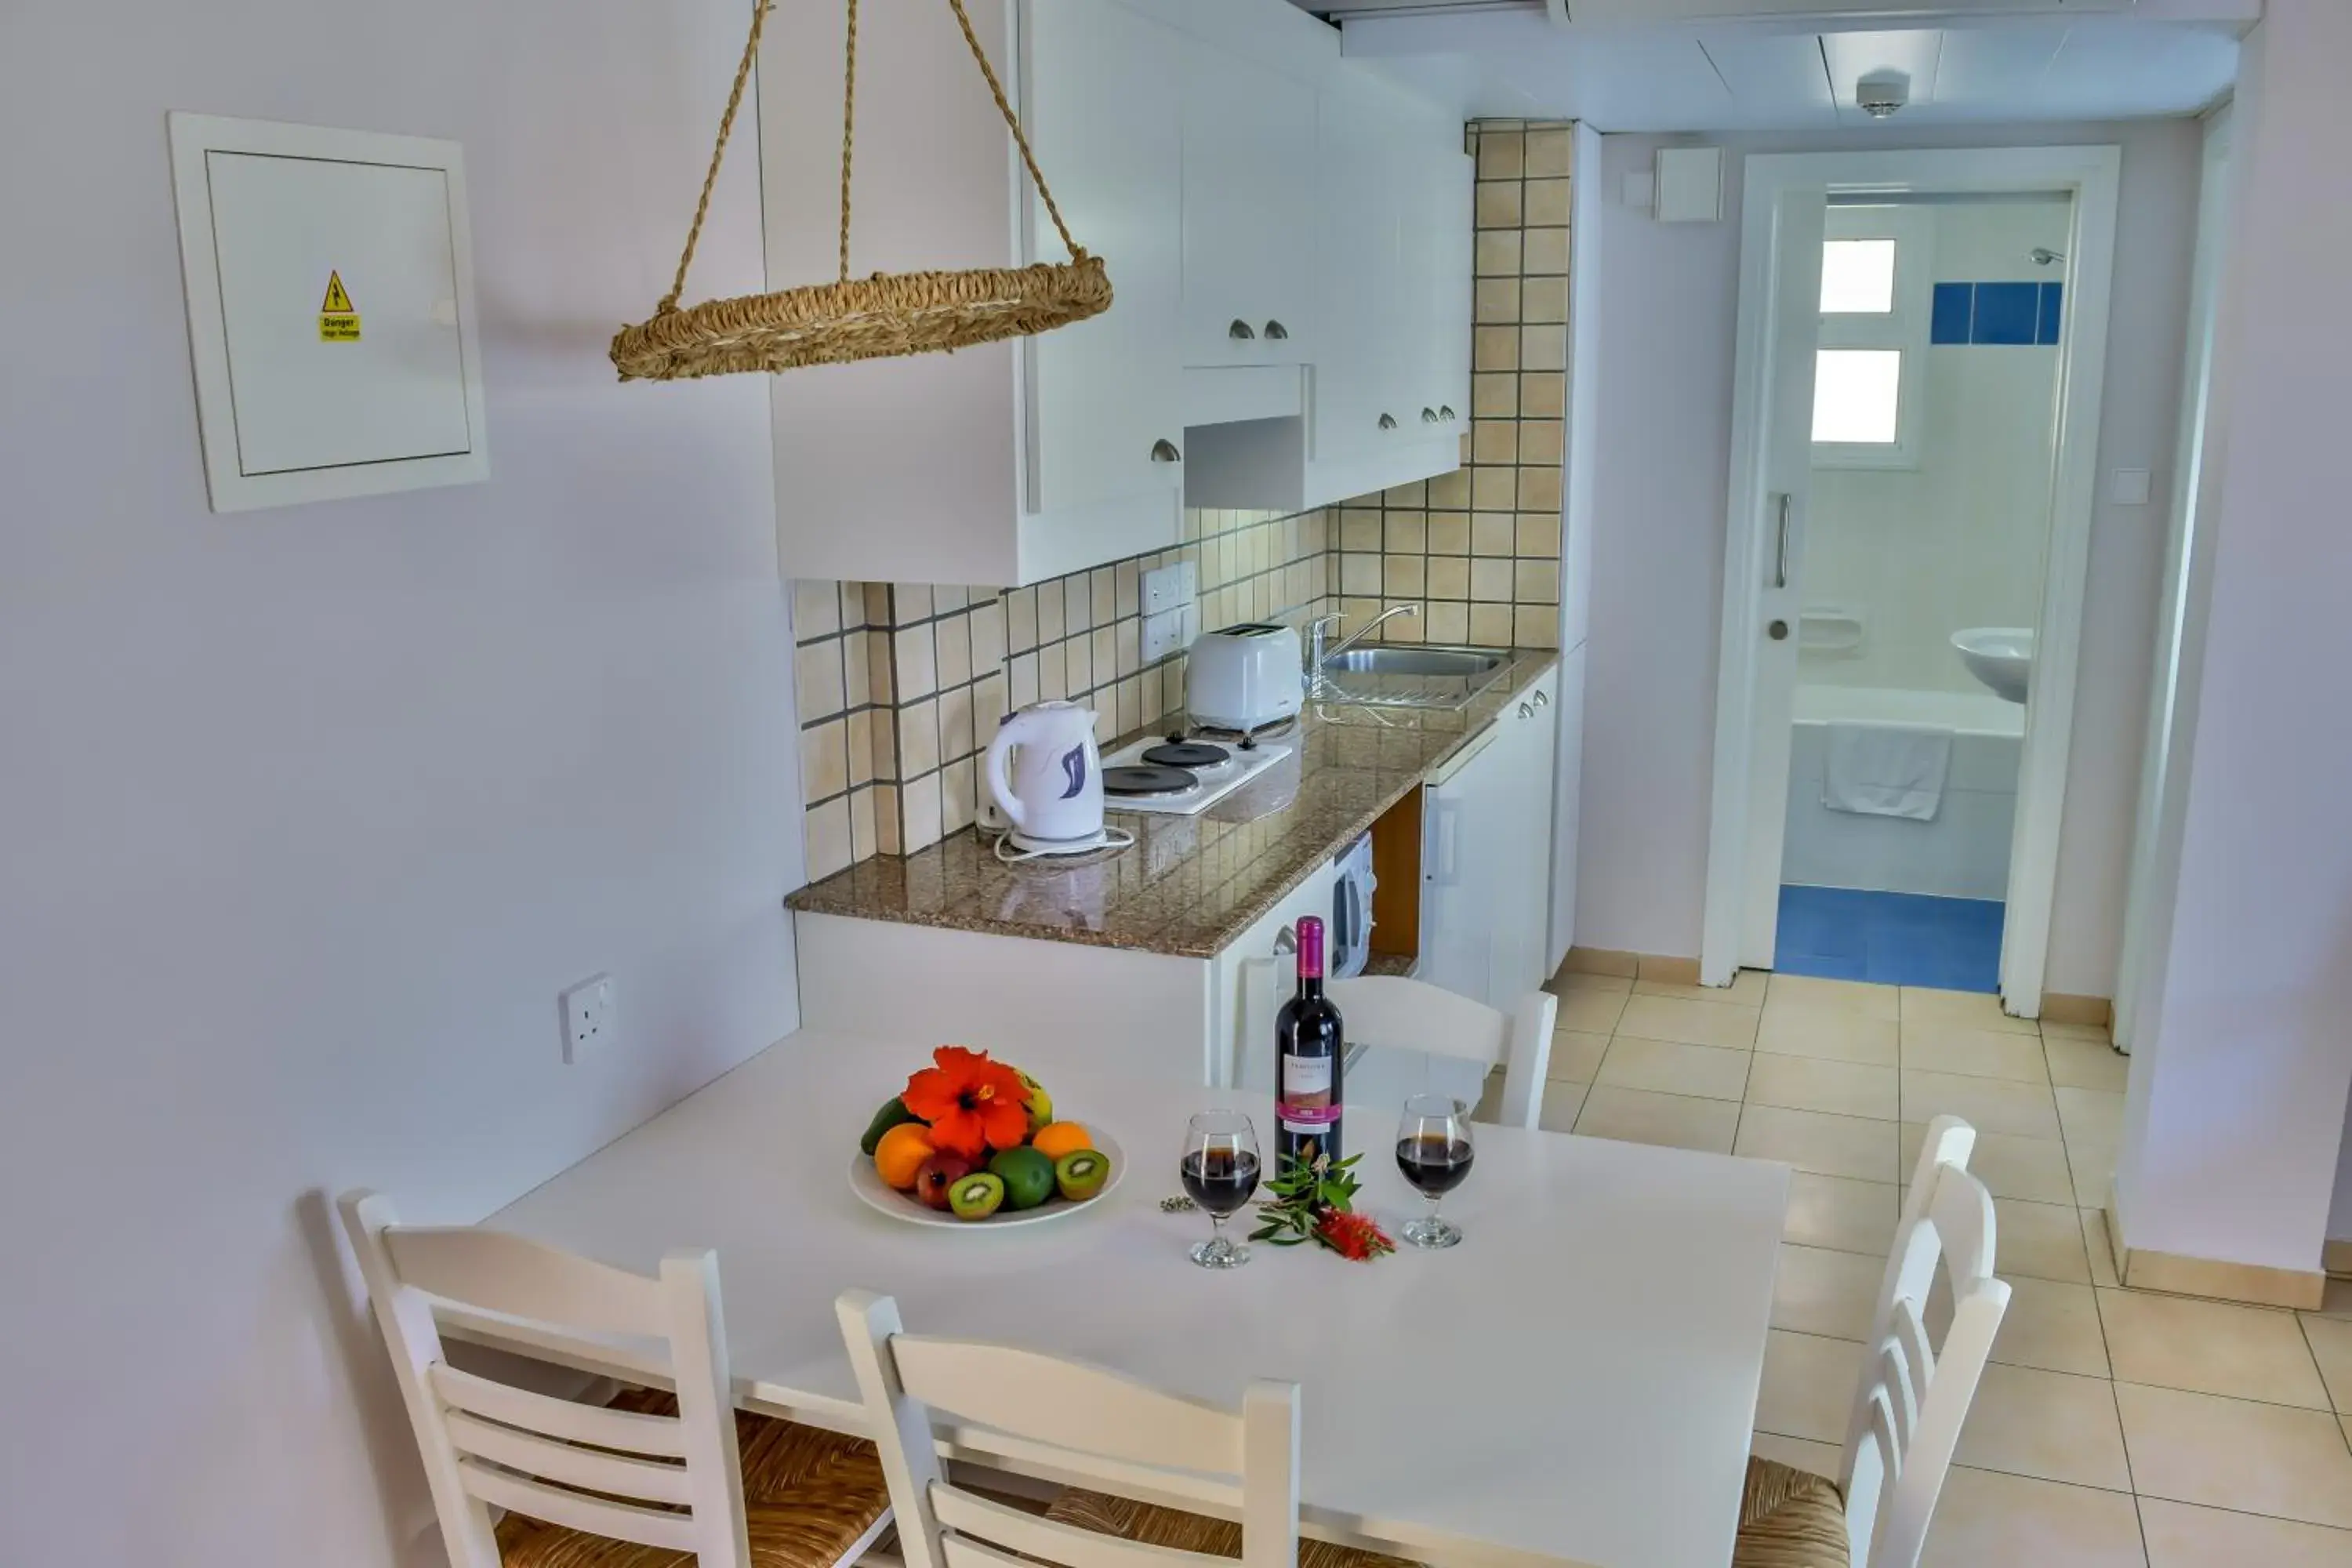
559, 973, 615, 1064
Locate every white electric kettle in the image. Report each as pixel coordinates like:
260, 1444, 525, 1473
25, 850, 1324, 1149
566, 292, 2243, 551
985, 700, 1112, 856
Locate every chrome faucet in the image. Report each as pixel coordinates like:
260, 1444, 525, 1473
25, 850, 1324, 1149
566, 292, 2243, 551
1307, 604, 1422, 694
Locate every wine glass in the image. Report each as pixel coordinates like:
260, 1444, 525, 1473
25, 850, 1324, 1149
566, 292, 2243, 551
1395, 1094, 1474, 1249
1180, 1110, 1261, 1269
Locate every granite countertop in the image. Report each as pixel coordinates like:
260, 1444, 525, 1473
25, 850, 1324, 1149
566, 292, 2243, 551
786, 649, 1561, 960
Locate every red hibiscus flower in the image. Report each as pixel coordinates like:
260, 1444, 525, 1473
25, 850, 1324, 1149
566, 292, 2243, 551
902, 1046, 1032, 1160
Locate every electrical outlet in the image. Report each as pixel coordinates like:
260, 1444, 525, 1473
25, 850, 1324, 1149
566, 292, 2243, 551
1142, 562, 1192, 615
1142, 608, 1185, 664
1174, 561, 1198, 605
560, 974, 615, 1064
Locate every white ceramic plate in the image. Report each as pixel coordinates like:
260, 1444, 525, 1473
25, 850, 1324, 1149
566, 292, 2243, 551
848, 1130, 1125, 1229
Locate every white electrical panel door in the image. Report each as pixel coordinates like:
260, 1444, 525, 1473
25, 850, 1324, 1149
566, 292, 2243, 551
169, 114, 488, 511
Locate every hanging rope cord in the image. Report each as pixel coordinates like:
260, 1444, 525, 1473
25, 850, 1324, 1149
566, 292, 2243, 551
659, 0, 1087, 318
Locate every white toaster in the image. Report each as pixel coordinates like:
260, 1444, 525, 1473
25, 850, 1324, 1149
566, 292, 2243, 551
1186, 622, 1304, 732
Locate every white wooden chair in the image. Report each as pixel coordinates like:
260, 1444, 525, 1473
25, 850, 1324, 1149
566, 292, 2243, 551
836, 1290, 1413, 1568
1733, 1116, 2011, 1568
1327, 975, 1558, 1130
339, 1191, 893, 1568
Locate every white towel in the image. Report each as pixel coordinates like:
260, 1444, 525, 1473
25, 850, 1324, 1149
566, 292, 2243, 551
1822, 722, 1952, 822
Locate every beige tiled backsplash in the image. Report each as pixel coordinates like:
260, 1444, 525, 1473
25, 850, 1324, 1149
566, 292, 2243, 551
795, 119, 1571, 881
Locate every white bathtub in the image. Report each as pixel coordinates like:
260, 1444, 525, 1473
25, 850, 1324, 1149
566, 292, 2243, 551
1784, 684, 2022, 902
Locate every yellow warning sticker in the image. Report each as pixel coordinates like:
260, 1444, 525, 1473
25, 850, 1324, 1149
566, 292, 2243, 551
318, 270, 361, 342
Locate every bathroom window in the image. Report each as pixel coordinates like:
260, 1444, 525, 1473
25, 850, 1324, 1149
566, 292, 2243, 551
1813, 208, 1931, 469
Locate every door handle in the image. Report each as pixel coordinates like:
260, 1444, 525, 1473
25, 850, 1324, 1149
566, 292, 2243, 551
1229, 319, 1257, 340
1151, 438, 1181, 463
1768, 619, 1790, 641
1773, 493, 1791, 589
1532, 689, 1549, 708
1263, 320, 1290, 340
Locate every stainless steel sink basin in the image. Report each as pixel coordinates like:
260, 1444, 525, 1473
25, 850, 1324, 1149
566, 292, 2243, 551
1321, 648, 1506, 679
1314, 645, 1512, 710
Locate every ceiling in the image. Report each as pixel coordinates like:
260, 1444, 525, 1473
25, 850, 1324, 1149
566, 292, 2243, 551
1296, 4, 2248, 130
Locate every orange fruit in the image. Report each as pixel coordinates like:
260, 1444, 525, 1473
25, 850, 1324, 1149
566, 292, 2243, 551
874, 1123, 937, 1190
1029, 1122, 1092, 1161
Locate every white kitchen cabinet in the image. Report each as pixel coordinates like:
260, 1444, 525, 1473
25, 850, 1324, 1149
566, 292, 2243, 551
1181, 41, 1317, 368
1421, 664, 1561, 1009
760, 0, 1185, 588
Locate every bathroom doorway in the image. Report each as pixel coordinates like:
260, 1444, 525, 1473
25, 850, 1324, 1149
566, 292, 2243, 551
1700, 147, 2123, 1015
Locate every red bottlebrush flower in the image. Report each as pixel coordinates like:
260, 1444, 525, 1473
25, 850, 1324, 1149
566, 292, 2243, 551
901, 1046, 1032, 1160
1313, 1208, 1396, 1261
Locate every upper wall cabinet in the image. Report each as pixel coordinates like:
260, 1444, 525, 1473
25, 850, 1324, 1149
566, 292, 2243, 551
760, 0, 1185, 589
1181, 42, 1317, 368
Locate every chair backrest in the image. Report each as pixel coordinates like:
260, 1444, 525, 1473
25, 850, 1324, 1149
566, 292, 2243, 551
1837, 1118, 2011, 1568
837, 1290, 1301, 1568
338, 1190, 753, 1568
1327, 975, 1558, 1129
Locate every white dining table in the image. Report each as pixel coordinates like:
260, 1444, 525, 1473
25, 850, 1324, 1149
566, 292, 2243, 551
471, 1028, 1789, 1568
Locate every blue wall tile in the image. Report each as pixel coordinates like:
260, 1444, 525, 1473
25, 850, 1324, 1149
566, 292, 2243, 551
1931, 283, 1974, 345
1973, 282, 2041, 346
2037, 281, 2064, 346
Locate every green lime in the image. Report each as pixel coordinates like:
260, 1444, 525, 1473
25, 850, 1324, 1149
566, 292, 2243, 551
948, 1171, 1006, 1221
858, 1097, 920, 1156
1054, 1149, 1112, 1202
987, 1145, 1057, 1210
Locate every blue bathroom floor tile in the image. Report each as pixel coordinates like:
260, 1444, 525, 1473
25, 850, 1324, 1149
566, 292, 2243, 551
1776, 886, 2005, 993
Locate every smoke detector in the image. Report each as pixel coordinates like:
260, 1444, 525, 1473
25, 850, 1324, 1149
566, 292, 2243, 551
1857, 74, 1910, 120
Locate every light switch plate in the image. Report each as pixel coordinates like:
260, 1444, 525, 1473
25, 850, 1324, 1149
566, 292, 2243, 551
1142, 608, 1185, 665
560, 974, 615, 1065
1654, 147, 1722, 223
2112, 467, 2152, 506
1142, 563, 1188, 615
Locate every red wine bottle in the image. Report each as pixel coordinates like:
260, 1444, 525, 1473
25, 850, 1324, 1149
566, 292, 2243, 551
1275, 916, 1345, 1173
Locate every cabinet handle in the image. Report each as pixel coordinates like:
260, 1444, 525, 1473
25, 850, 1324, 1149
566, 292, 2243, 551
1229, 319, 1257, 341
1422, 407, 1440, 423
1439, 405, 1457, 421
1263, 319, 1289, 339
1377, 412, 1398, 430
1519, 702, 1534, 719
1151, 438, 1181, 463
1773, 493, 1791, 589
1532, 688, 1549, 708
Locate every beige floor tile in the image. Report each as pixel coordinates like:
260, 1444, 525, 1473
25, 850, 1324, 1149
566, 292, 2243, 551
1613, 993, 1760, 1049
1747, 1052, 1900, 1120
1750, 1432, 1842, 1479
2071, 1131, 2120, 1210
1954, 1363, 2134, 1492
2318, 1278, 2352, 1318
2303, 1315, 2352, 1413
1552, 985, 1628, 1034
2085, 1208, 2122, 1288
1594, 1035, 1751, 1102
1737, 1104, 1901, 1182
2116, 1381, 2352, 1528
1767, 972, 1902, 1018
2042, 1019, 2114, 1044
1552, 969, 1632, 996
2140, 1497, 2352, 1568
1755, 1000, 1900, 1065
1546, 1029, 1608, 1083
1903, 1123, 2076, 1203
1755, 1329, 1862, 1443
1903, 1024, 2051, 1083
1570, 1085, 1739, 1154
1536, 1078, 1588, 1133
1904, 985, 2038, 1036
2047, 1033, 2132, 1092
1902, 1069, 2063, 1139
1774, 1243, 1886, 1340
1997, 1197, 2095, 1285
1633, 967, 1768, 1005
1919, 1466, 2149, 1568
1983, 1276, 2113, 1378
2098, 1290, 2331, 1409
1784, 1171, 1900, 1257
2057, 1086, 2128, 1146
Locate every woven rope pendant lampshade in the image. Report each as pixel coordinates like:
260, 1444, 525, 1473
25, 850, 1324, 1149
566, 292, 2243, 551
611, 0, 1112, 383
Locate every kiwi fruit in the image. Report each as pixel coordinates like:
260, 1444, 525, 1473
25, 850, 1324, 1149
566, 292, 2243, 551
1054, 1149, 1111, 1202
947, 1171, 1005, 1221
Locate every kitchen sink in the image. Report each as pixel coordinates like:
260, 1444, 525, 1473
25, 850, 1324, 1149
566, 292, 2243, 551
1315, 645, 1512, 710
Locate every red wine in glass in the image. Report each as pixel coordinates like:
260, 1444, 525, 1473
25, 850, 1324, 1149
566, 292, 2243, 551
1181, 1110, 1259, 1269
1396, 1094, 1472, 1249
1395, 1134, 1474, 1197
1181, 1148, 1261, 1215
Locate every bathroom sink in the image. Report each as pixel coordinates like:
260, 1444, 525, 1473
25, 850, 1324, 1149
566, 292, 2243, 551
1951, 627, 2034, 705
1321, 648, 1506, 679
1316, 646, 1512, 710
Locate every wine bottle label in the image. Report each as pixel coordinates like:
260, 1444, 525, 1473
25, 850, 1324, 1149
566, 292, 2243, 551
1277, 1053, 1338, 1127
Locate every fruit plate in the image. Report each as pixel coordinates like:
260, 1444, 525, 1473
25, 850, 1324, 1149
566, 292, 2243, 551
848, 1131, 1126, 1229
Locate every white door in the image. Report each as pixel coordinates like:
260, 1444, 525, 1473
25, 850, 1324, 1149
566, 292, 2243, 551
1181, 42, 1314, 367
1487, 689, 1556, 1005
1021, 0, 1185, 520
1719, 191, 1828, 972
1420, 725, 1504, 1004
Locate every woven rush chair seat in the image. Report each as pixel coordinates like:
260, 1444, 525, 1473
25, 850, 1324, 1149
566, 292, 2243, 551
1728, 1454, 1850, 1567
493, 1388, 893, 1568
1044, 1487, 1419, 1568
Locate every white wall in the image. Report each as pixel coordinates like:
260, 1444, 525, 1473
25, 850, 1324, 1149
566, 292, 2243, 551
2114, 0, 2352, 1275
0, 4, 802, 1564
1574, 119, 2200, 996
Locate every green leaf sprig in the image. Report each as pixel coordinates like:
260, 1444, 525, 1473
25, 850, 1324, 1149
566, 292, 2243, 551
1249, 1149, 1365, 1247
